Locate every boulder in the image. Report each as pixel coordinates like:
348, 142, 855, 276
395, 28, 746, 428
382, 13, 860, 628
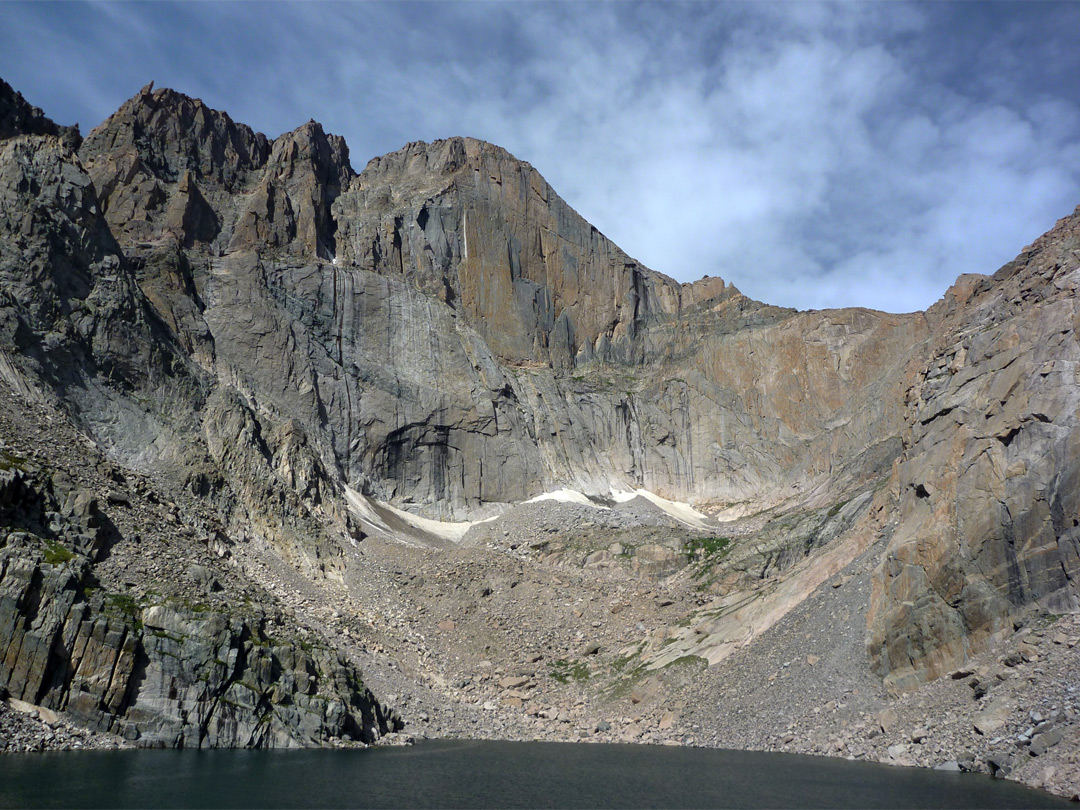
973, 697, 1014, 736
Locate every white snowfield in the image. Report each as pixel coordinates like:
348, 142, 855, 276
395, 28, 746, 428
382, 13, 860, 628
609, 488, 713, 530
378, 499, 479, 541
343, 486, 384, 527
345, 485, 714, 545
525, 487, 713, 529
344, 487, 477, 543
524, 488, 605, 508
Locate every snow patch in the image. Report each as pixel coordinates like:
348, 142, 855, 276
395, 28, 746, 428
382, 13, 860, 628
525, 488, 608, 509
610, 488, 712, 529
344, 485, 711, 543
378, 499, 476, 541
344, 487, 477, 543
522, 487, 711, 528
344, 487, 386, 528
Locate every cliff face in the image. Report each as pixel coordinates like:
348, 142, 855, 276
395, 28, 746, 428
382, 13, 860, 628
0, 75, 1077, 735
0, 83, 392, 747
0, 460, 397, 748
67, 88, 924, 519
330, 137, 925, 514
868, 210, 1080, 692
0, 78, 80, 148
336, 136, 687, 368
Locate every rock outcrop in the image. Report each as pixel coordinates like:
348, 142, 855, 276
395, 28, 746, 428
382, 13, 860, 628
0, 80, 397, 748
0, 78, 79, 148
78, 82, 271, 250
328, 137, 925, 515
868, 208, 1080, 692
0, 462, 397, 747
68, 89, 925, 521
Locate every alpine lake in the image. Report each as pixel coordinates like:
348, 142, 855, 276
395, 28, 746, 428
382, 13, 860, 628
0, 739, 1071, 808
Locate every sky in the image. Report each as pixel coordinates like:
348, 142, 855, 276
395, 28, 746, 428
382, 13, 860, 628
2, 1, 1079, 313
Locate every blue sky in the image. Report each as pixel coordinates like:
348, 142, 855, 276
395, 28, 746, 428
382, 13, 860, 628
2, 1, 1079, 313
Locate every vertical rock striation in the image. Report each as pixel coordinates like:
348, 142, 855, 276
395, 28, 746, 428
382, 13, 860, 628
0, 76, 1077, 710
868, 209, 1080, 691
67, 89, 926, 521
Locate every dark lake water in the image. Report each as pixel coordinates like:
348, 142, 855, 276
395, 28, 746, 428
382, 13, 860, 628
0, 739, 1070, 809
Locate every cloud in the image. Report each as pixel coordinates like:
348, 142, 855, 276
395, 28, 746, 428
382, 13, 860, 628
1, 1, 1078, 313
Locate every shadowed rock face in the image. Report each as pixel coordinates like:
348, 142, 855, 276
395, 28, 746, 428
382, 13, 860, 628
0, 77, 1077, 705
0, 78, 80, 148
0, 465, 396, 748
0, 119, 196, 419
77, 83, 354, 261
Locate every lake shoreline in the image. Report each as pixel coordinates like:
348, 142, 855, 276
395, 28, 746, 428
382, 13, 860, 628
4, 693, 1077, 804
0, 739, 1072, 809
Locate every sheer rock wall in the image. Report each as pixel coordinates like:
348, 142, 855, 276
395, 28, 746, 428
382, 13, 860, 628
0, 78, 1077, 699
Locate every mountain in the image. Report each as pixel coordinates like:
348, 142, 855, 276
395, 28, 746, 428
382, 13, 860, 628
0, 79, 1077, 795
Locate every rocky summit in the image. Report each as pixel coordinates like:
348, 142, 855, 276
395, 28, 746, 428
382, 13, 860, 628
0, 78, 1077, 796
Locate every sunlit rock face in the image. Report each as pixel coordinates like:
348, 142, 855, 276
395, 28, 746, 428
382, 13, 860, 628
1, 76, 1077, 702
868, 210, 1080, 692
67, 86, 926, 519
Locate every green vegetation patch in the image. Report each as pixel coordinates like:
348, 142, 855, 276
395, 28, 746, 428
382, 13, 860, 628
1034, 613, 1062, 629
683, 535, 731, 564
609, 648, 641, 674
104, 592, 144, 631
826, 498, 851, 519
105, 592, 140, 615
42, 538, 76, 566
602, 663, 650, 701
549, 658, 590, 684
250, 633, 282, 649
0, 449, 28, 472
663, 654, 707, 670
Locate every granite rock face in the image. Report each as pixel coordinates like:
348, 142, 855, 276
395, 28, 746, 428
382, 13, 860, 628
78, 82, 271, 250
334, 136, 683, 368
0, 75, 1077, 718
868, 208, 1080, 692
0, 77, 80, 148
0, 121, 200, 440
0, 464, 396, 748
329, 137, 924, 515
0, 82, 398, 746
72, 91, 922, 518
